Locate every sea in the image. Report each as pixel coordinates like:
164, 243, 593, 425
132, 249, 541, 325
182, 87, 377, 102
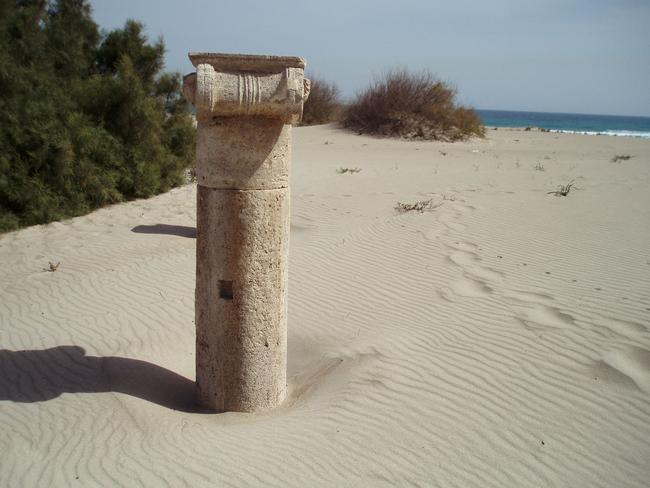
477, 110, 650, 139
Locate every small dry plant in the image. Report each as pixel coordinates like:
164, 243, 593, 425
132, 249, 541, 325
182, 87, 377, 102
547, 180, 577, 197
337, 167, 362, 174
395, 200, 434, 213
534, 162, 545, 171
48, 261, 60, 272
395, 194, 454, 213
611, 154, 632, 163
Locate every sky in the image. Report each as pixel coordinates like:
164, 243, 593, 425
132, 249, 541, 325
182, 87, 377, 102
88, 0, 650, 117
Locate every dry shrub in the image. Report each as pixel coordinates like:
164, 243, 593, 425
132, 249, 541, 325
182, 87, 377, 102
395, 199, 435, 213
395, 194, 455, 213
301, 75, 342, 126
611, 154, 632, 163
547, 180, 577, 197
342, 69, 485, 141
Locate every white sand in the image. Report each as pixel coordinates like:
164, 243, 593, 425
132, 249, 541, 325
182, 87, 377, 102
1, 126, 649, 487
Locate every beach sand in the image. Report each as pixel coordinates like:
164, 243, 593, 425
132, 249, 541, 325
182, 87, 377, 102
1, 126, 649, 487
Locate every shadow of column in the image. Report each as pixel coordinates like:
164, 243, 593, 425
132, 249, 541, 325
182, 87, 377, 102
0, 346, 201, 412
131, 224, 196, 238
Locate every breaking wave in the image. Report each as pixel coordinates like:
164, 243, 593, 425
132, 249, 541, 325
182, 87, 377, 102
551, 129, 650, 139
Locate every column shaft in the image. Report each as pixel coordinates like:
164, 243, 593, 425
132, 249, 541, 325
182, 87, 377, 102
195, 118, 290, 412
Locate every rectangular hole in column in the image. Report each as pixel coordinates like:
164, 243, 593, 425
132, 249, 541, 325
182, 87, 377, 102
218, 280, 233, 300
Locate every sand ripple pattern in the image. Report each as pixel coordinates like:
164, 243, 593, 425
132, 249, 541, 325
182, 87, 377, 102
2, 127, 650, 487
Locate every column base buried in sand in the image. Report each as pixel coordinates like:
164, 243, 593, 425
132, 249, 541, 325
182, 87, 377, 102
183, 53, 310, 412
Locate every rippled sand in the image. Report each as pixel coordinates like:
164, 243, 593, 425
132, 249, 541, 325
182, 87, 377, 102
1, 126, 649, 487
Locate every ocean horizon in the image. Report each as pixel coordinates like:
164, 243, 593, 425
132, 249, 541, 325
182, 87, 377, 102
477, 109, 650, 139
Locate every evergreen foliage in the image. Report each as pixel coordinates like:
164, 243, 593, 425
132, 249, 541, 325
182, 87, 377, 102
0, 0, 195, 232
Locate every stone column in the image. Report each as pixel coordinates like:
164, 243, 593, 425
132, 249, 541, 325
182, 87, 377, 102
183, 53, 309, 412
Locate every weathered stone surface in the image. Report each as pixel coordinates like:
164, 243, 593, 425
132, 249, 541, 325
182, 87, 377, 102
184, 52, 308, 412
189, 52, 306, 71
195, 117, 291, 190
195, 186, 289, 412
184, 53, 309, 124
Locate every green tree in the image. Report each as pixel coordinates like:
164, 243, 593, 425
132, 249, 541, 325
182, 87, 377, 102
0, 0, 195, 232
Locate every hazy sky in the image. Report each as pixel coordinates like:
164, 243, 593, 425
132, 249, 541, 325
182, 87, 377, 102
88, 0, 650, 116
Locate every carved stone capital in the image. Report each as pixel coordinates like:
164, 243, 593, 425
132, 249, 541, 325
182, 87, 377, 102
183, 53, 310, 124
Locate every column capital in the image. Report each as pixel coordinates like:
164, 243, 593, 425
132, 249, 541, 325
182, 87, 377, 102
183, 52, 310, 124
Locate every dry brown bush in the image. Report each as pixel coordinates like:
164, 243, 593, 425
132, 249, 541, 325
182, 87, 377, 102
342, 69, 485, 141
300, 75, 342, 126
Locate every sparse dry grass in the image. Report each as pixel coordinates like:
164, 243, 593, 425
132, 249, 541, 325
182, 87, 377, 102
547, 180, 577, 197
336, 167, 362, 174
395, 200, 435, 213
611, 154, 633, 163
342, 69, 485, 141
395, 194, 455, 213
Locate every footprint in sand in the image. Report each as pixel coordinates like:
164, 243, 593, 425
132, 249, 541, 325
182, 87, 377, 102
503, 289, 554, 306
444, 221, 467, 232
447, 250, 480, 267
594, 316, 648, 338
446, 249, 505, 283
516, 304, 576, 331
449, 275, 493, 298
438, 284, 489, 302
467, 265, 504, 283
449, 241, 479, 252
450, 203, 477, 213
438, 248, 496, 300
591, 346, 650, 394
437, 211, 466, 229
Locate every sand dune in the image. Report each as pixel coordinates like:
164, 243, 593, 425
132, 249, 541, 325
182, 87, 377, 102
1, 126, 649, 486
